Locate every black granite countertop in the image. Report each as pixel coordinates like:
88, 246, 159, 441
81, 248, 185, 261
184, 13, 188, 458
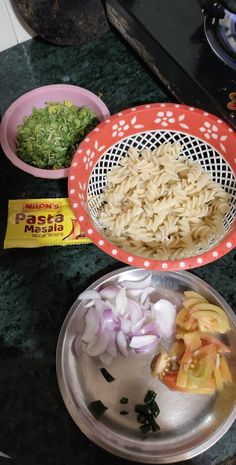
0, 28, 235, 465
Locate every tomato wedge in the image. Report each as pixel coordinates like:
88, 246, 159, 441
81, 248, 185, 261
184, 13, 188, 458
162, 371, 216, 395
219, 354, 232, 383
151, 351, 171, 379
176, 308, 197, 331
196, 332, 230, 353
176, 346, 192, 388
183, 332, 202, 351
191, 310, 230, 333
151, 290, 232, 397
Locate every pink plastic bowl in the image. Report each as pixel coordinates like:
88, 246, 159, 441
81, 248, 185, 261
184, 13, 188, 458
0, 84, 110, 179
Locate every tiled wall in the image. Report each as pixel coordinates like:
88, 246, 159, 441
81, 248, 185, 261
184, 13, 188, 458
0, 0, 36, 52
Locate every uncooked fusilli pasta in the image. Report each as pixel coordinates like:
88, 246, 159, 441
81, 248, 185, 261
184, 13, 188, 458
97, 142, 230, 260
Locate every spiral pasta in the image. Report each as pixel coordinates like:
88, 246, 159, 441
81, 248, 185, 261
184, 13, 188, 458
97, 142, 230, 260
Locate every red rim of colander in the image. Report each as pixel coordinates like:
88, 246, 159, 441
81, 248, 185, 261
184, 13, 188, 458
68, 103, 236, 271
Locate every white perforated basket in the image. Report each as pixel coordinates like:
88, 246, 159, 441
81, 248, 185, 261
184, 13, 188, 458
69, 103, 236, 271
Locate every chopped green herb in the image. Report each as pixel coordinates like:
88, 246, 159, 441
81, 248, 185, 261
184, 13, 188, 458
120, 397, 128, 404
139, 423, 151, 434
135, 390, 161, 434
89, 400, 108, 419
15, 101, 98, 169
120, 410, 129, 415
149, 400, 160, 417
146, 414, 160, 432
151, 422, 160, 432
100, 367, 115, 383
144, 390, 156, 404
137, 413, 147, 424
135, 404, 150, 415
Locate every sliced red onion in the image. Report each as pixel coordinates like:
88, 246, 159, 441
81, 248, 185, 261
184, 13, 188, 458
117, 330, 128, 357
129, 299, 144, 325
119, 274, 152, 290
139, 320, 160, 336
126, 289, 143, 299
102, 300, 120, 322
99, 352, 113, 366
82, 308, 100, 343
142, 296, 151, 311
131, 315, 146, 334
129, 334, 157, 349
106, 331, 117, 357
135, 338, 159, 353
151, 287, 184, 309
102, 308, 116, 331
72, 335, 82, 359
140, 287, 156, 305
86, 329, 110, 356
99, 285, 121, 299
74, 277, 178, 365
151, 299, 176, 338
120, 317, 132, 333
79, 290, 100, 301
115, 288, 128, 316
83, 299, 97, 308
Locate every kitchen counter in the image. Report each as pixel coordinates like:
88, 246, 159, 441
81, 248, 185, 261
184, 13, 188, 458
0, 29, 235, 465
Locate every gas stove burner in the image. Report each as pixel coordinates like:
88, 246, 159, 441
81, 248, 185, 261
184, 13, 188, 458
205, 9, 236, 70
105, 0, 236, 129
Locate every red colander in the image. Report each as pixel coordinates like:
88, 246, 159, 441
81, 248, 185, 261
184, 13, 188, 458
68, 103, 236, 271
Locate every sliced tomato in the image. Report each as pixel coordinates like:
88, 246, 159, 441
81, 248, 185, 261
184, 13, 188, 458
213, 353, 232, 390
183, 332, 202, 351
191, 310, 230, 333
192, 343, 217, 359
177, 343, 216, 390
219, 354, 232, 383
188, 302, 230, 334
151, 351, 171, 379
185, 377, 216, 395
176, 346, 192, 388
175, 329, 192, 340
162, 371, 216, 395
183, 297, 207, 309
188, 354, 214, 388
189, 302, 226, 316
169, 340, 185, 360
197, 332, 230, 353
176, 308, 197, 331
161, 371, 186, 393
183, 291, 207, 301
214, 354, 224, 391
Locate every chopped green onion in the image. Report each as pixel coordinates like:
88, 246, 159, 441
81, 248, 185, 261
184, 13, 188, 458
120, 410, 129, 415
144, 390, 156, 404
120, 397, 128, 404
100, 368, 115, 383
137, 413, 147, 424
151, 423, 160, 432
149, 400, 160, 417
89, 400, 108, 419
146, 414, 160, 432
135, 404, 150, 415
135, 390, 161, 434
139, 423, 151, 434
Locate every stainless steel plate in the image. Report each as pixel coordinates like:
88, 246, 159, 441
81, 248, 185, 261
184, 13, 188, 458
56, 267, 236, 463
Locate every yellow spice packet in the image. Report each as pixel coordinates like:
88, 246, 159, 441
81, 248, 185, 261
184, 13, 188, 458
4, 198, 92, 248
